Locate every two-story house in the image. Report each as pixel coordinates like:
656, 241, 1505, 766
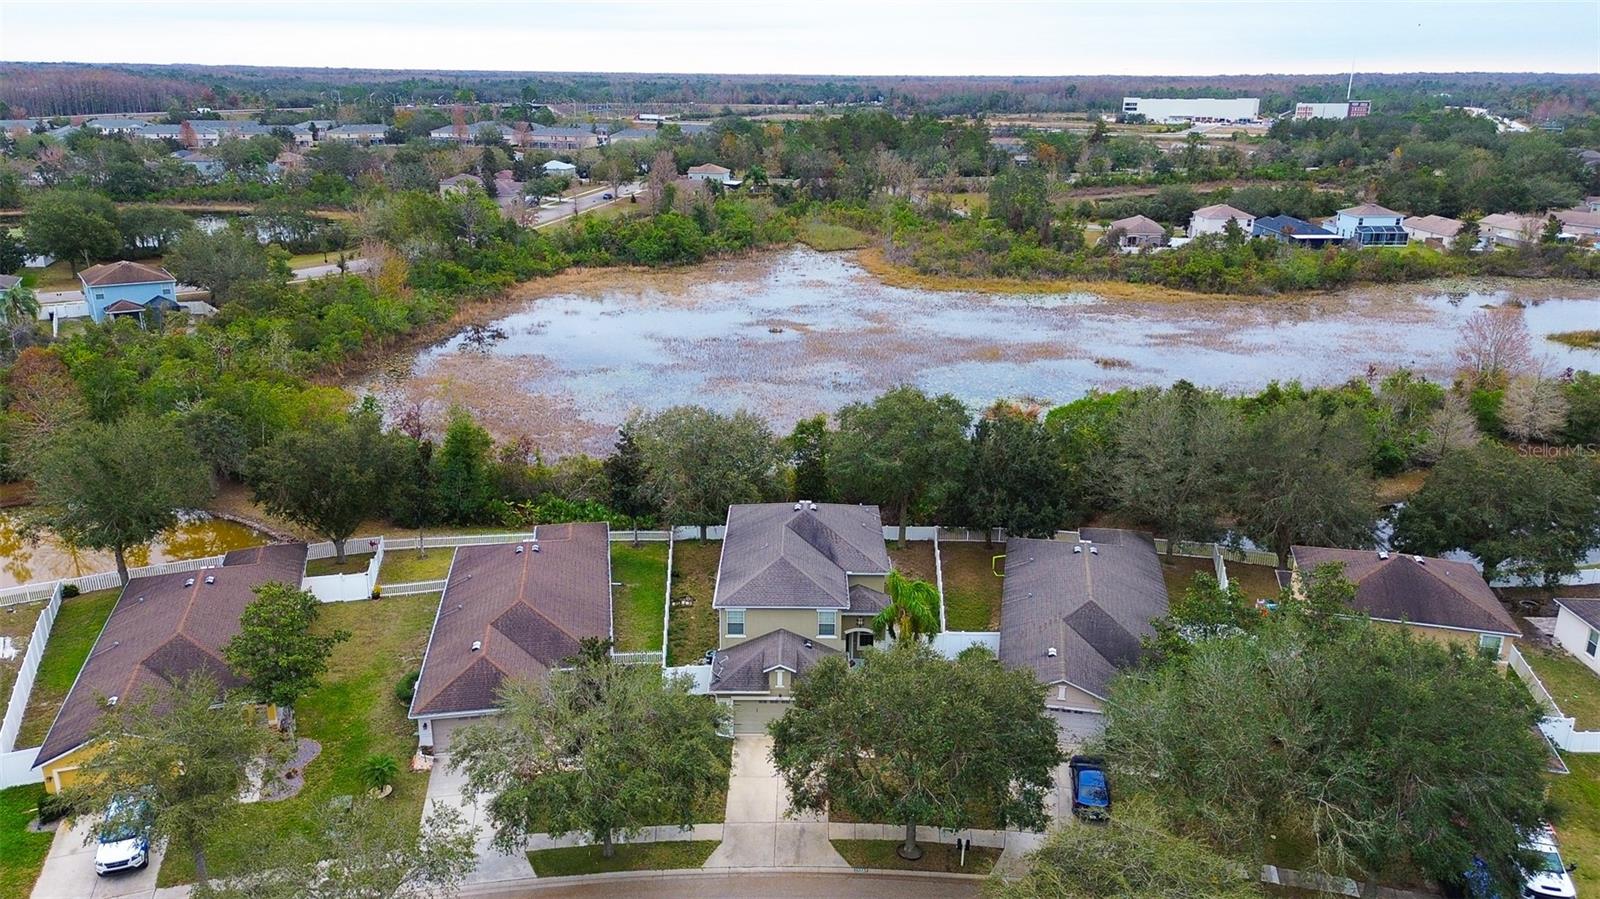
708, 502, 893, 733
1186, 203, 1254, 238
1332, 204, 1409, 247
77, 261, 181, 323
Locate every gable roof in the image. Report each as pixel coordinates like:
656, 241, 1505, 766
1290, 546, 1518, 635
709, 628, 839, 693
1109, 214, 1165, 235
688, 163, 731, 175
410, 523, 612, 718
1553, 208, 1600, 230
35, 543, 308, 768
1555, 598, 1600, 632
0, 275, 20, 291
1402, 214, 1464, 237
714, 503, 891, 610
999, 529, 1168, 700
1339, 203, 1402, 218
1191, 203, 1252, 221
79, 261, 175, 288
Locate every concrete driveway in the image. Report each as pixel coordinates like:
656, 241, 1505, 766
424, 750, 537, 887
704, 736, 845, 869
30, 817, 166, 899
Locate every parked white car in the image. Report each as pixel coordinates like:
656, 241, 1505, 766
92, 797, 151, 876
1522, 824, 1577, 899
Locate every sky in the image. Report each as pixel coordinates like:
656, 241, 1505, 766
1, 0, 1597, 76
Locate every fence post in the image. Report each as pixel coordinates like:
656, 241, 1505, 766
932, 529, 947, 632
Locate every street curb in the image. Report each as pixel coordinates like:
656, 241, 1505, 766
459, 865, 989, 894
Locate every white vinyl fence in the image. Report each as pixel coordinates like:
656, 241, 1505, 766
0, 583, 63, 788
303, 537, 385, 602
1509, 644, 1600, 753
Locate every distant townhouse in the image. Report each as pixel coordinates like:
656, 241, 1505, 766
1187, 203, 1254, 238
1332, 204, 1408, 247
322, 123, 389, 145
85, 116, 149, 134
686, 163, 735, 185
1252, 214, 1344, 247
1289, 546, 1519, 660
1106, 214, 1168, 249
1478, 212, 1543, 248
709, 502, 893, 733
523, 124, 605, 151
408, 523, 612, 751
999, 529, 1168, 728
1401, 214, 1465, 247
78, 261, 180, 323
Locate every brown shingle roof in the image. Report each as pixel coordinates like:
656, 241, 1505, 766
410, 523, 612, 718
687, 163, 731, 175
709, 628, 839, 693
1109, 214, 1166, 236
35, 543, 308, 768
1339, 203, 1402, 218
999, 529, 1168, 700
1290, 546, 1518, 635
78, 261, 175, 288
1554, 598, 1600, 632
1402, 214, 1464, 238
0, 275, 20, 291
714, 504, 891, 610
1191, 203, 1252, 221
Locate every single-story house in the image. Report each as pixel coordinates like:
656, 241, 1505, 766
1478, 212, 1544, 248
33, 543, 308, 793
77, 261, 180, 324
408, 522, 613, 752
1107, 215, 1168, 249
710, 502, 892, 732
541, 159, 578, 179
999, 529, 1168, 727
439, 173, 483, 196
171, 149, 223, 180
687, 163, 735, 185
1401, 214, 1465, 246
322, 123, 389, 145
1551, 598, 1600, 677
1289, 546, 1519, 659
1552, 208, 1600, 242
1252, 214, 1344, 247
1333, 204, 1408, 247
1187, 203, 1255, 238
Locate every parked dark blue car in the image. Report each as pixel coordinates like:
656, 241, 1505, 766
1069, 755, 1110, 822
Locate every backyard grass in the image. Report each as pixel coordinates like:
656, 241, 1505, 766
887, 542, 937, 583
20, 260, 92, 292
666, 541, 721, 666
156, 593, 440, 886
611, 542, 669, 652
1522, 645, 1600, 730
796, 218, 871, 251
376, 546, 455, 585
1228, 561, 1287, 603
15, 588, 120, 748
526, 840, 719, 876
1162, 555, 1283, 605
0, 785, 53, 899
830, 839, 999, 875
1160, 555, 1216, 604
303, 552, 374, 577
939, 542, 1005, 631
0, 601, 47, 724
1550, 752, 1600, 897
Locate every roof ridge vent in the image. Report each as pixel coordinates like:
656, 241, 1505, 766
1378, 550, 1389, 560
1089, 546, 1099, 555
1047, 647, 1057, 658
515, 545, 524, 554
1073, 545, 1082, 554
204, 575, 215, 585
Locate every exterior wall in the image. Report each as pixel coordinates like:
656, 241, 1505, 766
1554, 608, 1600, 677
1381, 619, 1511, 660
1189, 214, 1253, 238
1121, 97, 1260, 123
1046, 682, 1105, 712
82, 280, 178, 323
1334, 212, 1404, 240
720, 608, 845, 652
846, 573, 886, 593
40, 742, 100, 795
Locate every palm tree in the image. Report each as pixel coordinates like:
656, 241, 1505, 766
871, 570, 940, 643
1, 284, 38, 352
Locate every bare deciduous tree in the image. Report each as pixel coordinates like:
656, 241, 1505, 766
1501, 369, 1570, 443
1453, 307, 1531, 384
1420, 391, 1482, 462
646, 149, 677, 213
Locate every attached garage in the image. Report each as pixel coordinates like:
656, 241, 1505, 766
730, 699, 791, 734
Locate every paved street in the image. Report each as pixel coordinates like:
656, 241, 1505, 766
529, 182, 644, 228
465, 871, 984, 898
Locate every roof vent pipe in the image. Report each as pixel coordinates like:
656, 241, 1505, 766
1378, 550, 1389, 560
204, 575, 215, 585
471, 641, 482, 652
184, 578, 195, 587
1414, 556, 1425, 564
1047, 647, 1058, 658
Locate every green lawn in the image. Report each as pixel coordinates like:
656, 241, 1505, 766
666, 541, 721, 666
830, 839, 999, 875
940, 542, 1005, 631
1228, 561, 1287, 603
1522, 646, 1600, 730
526, 840, 719, 876
0, 601, 47, 726
156, 593, 440, 886
376, 547, 455, 585
1550, 753, 1600, 897
15, 589, 121, 748
1160, 555, 1216, 605
304, 552, 374, 577
0, 785, 53, 899
611, 542, 668, 653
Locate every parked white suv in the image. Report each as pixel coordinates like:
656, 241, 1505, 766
1522, 824, 1577, 899
92, 797, 151, 876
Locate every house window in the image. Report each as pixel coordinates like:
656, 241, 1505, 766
1587, 627, 1598, 658
817, 610, 837, 638
1478, 634, 1504, 656
726, 609, 745, 637
772, 669, 785, 688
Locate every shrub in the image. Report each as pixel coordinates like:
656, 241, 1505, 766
60, 584, 80, 598
395, 669, 421, 704
36, 790, 69, 824
361, 753, 400, 790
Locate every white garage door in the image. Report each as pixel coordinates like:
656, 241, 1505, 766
731, 699, 791, 734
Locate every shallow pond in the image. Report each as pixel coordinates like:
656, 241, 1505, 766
0, 511, 270, 588
362, 247, 1600, 456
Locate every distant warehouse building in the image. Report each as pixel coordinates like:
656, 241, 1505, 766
1293, 101, 1372, 120
1121, 96, 1260, 124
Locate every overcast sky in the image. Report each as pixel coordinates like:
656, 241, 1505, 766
2, 0, 1597, 76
